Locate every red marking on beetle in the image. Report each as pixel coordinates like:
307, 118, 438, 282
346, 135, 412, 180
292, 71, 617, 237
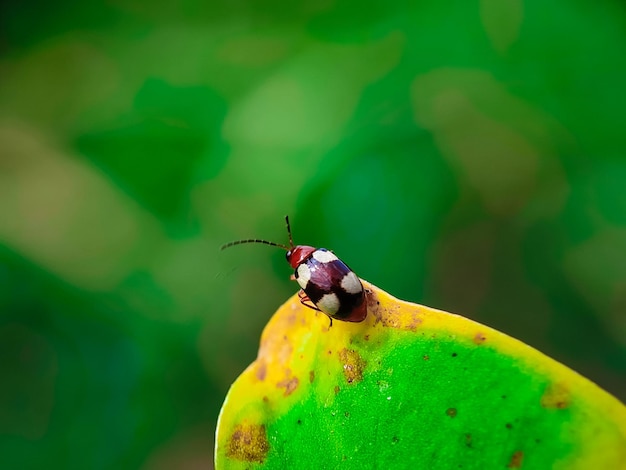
446, 407, 457, 418
508, 450, 524, 468
227, 423, 270, 463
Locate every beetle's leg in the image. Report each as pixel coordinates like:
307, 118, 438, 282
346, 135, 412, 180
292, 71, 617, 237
298, 290, 322, 312
298, 290, 333, 328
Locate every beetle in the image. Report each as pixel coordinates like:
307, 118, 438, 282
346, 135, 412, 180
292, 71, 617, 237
220, 216, 367, 327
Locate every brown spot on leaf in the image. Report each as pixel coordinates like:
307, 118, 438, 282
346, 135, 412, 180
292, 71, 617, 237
473, 332, 487, 344
465, 433, 472, 447
446, 407, 457, 418
334, 385, 340, 395
366, 285, 422, 330
364, 335, 370, 341
338, 348, 366, 384
508, 450, 524, 468
540, 383, 570, 409
505, 422, 512, 429
227, 423, 270, 463
309, 370, 315, 383
285, 312, 298, 326
423, 355, 430, 360
255, 361, 267, 381
276, 375, 299, 396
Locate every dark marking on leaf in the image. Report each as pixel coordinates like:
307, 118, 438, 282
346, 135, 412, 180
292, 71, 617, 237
508, 450, 524, 468
344, 411, 350, 418
423, 355, 430, 360
262, 396, 269, 403
451, 352, 458, 357
285, 312, 298, 326
297, 419, 302, 425
334, 385, 340, 394
256, 362, 267, 381
364, 334, 370, 341
392, 436, 399, 443
367, 287, 421, 330
309, 370, 315, 383
338, 348, 366, 384
277, 376, 299, 396
473, 332, 487, 344
446, 407, 457, 418
465, 433, 472, 448
227, 423, 270, 463
506, 423, 513, 429
540, 383, 570, 409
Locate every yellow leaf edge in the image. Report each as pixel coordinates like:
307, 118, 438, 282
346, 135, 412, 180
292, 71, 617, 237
216, 280, 626, 468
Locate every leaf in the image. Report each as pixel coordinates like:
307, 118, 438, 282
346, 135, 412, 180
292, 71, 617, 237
215, 281, 626, 469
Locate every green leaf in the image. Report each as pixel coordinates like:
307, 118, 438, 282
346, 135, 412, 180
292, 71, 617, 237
215, 282, 626, 469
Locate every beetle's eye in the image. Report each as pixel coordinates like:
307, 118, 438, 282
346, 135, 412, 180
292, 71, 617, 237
286, 250, 292, 261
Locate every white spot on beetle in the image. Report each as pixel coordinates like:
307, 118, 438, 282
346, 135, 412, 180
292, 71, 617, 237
317, 293, 340, 315
340, 271, 362, 294
312, 250, 338, 263
296, 263, 311, 289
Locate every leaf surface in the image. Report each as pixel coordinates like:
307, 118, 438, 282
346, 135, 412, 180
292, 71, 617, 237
215, 281, 626, 469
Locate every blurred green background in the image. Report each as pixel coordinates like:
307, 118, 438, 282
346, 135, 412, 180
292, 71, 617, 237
1, 0, 626, 468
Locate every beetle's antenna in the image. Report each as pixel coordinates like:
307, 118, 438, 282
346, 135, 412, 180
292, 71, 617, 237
285, 215, 295, 249
220, 239, 289, 251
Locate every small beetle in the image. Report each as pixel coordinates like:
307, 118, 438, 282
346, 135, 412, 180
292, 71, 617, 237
221, 216, 367, 327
